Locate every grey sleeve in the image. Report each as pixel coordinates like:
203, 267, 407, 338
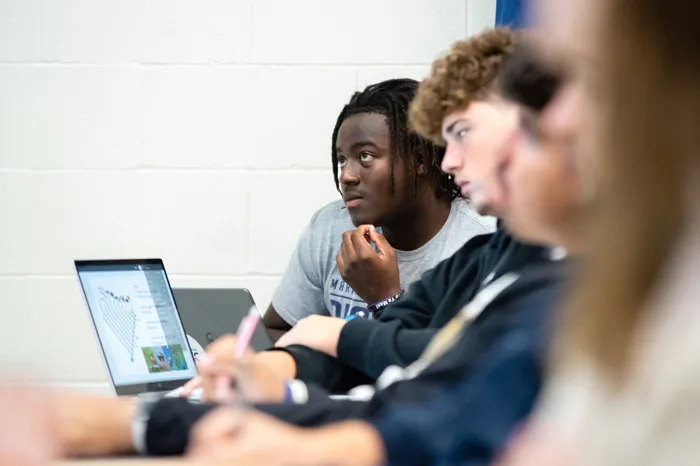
271, 211, 331, 325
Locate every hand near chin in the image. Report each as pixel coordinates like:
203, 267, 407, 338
336, 225, 401, 305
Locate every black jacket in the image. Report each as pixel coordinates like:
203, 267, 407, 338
145, 260, 566, 457
283, 227, 550, 390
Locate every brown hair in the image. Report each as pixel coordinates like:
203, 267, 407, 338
409, 27, 519, 144
561, 0, 699, 381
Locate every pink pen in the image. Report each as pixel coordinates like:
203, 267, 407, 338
216, 306, 260, 403
235, 306, 261, 357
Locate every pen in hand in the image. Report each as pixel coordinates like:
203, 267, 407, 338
215, 306, 260, 404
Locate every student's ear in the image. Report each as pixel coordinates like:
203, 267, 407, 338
416, 164, 426, 175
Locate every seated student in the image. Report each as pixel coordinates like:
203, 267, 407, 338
180, 41, 585, 466
53, 36, 573, 465
263, 77, 493, 342
182, 27, 537, 400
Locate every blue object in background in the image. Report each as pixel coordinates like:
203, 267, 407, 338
496, 0, 527, 29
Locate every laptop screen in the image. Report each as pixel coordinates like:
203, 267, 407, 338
76, 260, 198, 390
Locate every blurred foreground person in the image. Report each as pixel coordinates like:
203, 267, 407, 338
0, 385, 58, 466
499, 0, 700, 465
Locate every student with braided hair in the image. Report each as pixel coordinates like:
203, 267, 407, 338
262, 77, 494, 342
179, 28, 522, 398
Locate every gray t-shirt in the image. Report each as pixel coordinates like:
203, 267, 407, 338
272, 199, 496, 324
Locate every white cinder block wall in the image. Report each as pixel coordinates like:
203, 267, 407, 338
0, 0, 496, 393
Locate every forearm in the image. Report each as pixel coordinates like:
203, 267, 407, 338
302, 421, 386, 466
266, 327, 287, 344
262, 304, 293, 344
256, 350, 297, 380
57, 394, 136, 457
277, 346, 345, 390
338, 319, 437, 378
146, 398, 220, 455
256, 385, 370, 427
336, 277, 438, 378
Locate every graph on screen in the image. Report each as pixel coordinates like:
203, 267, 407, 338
99, 288, 137, 362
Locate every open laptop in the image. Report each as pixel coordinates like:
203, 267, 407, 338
75, 259, 198, 397
173, 288, 273, 354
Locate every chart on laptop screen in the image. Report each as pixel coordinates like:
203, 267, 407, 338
77, 263, 197, 387
99, 287, 137, 361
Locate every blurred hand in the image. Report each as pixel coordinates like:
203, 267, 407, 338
0, 385, 58, 465
188, 407, 306, 464
336, 225, 401, 304
53, 391, 135, 457
274, 315, 347, 357
495, 422, 580, 466
181, 335, 286, 404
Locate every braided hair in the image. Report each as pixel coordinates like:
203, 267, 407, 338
331, 78, 460, 202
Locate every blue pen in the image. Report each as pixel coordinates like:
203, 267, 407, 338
344, 314, 358, 322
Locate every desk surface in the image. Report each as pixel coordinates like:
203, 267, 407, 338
59, 460, 184, 465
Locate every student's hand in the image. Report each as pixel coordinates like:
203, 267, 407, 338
0, 386, 59, 465
495, 422, 580, 466
188, 407, 306, 464
337, 225, 401, 304
190, 411, 386, 466
181, 350, 295, 401
53, 391, 136, 457
182, 335, 287, 404
274, 315, 347, 357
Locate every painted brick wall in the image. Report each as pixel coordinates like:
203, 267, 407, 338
0, 0, 496, 393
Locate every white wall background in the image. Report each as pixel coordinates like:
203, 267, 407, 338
0, 0, 496, 394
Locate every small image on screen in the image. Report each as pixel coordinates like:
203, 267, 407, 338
142, 344, 189, 373
77, 263, 198, 387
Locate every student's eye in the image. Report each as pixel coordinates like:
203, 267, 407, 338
455, 128, 470, 140
337, 155, 347, 167
359, 151, 375, 162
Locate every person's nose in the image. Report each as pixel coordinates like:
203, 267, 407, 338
441, 142, 463, 176
339, 160, 360, 187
